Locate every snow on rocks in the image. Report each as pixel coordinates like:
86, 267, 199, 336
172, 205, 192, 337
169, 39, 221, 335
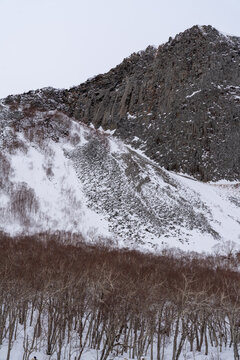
0, 110, 239, 253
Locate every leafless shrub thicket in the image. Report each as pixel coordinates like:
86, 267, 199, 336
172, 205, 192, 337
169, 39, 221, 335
69, 132, 81, 146
22, 111, 71, 147
1, 232, 240, 359
1, 127, 28, 154
0, 153, 11, 188
10, 183, 39, 225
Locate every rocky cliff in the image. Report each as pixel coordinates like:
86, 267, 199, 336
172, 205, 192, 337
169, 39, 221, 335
1, 25, 240, 181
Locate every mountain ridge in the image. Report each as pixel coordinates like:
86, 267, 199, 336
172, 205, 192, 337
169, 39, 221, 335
1, 25, 240, 181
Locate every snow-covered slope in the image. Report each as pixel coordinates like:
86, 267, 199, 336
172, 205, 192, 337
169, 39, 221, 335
0, 111, 110, 241
0, 108, 239, 253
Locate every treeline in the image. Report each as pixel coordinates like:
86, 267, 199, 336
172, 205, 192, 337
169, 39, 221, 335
1, 232, 240, 359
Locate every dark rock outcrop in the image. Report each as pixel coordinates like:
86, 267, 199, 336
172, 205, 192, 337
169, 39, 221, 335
1, 25, 240, 181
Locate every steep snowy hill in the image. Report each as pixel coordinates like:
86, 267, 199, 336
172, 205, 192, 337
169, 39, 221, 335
0, 106, 239, 252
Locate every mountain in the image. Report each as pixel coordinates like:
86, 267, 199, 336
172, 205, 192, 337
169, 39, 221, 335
3, 25, 240, 181
0, 25, 239, 252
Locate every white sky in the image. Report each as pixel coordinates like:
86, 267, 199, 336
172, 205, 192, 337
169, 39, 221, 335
0, 0, 240, 99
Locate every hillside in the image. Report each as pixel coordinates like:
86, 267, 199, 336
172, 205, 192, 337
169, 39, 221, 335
0, 107, 239, 252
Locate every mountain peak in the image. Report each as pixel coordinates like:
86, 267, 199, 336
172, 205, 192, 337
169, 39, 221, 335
167, 24, 239, 47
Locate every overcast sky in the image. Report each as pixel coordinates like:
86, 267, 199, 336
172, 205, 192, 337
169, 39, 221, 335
0, 0, 240, 98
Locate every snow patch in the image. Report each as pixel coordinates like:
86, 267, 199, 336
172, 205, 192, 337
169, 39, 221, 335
127, 112, 137, 120
186, 90, 201, 98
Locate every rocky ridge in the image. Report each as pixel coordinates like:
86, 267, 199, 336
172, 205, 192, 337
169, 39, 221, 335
1, 25, 240, 181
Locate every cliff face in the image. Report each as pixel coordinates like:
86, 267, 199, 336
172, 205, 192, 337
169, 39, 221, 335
2, 25, 240, 181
